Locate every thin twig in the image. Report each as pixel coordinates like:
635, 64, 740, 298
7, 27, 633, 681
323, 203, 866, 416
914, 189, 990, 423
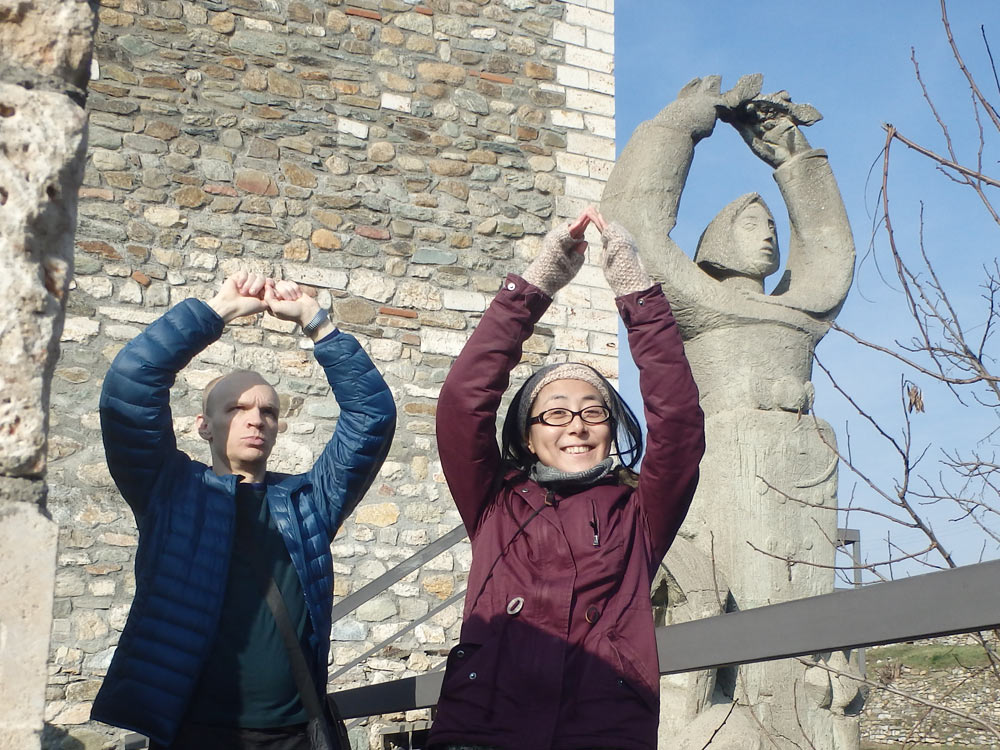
881, 125, 1000, 188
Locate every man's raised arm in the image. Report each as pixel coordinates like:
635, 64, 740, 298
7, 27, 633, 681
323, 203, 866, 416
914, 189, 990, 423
266, 279, 396, 536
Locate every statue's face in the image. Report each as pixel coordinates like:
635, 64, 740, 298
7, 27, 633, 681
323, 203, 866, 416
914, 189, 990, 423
731, 202, 779, 279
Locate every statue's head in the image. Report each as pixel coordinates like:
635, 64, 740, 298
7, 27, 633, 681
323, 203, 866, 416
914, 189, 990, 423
694, 193, 779, 281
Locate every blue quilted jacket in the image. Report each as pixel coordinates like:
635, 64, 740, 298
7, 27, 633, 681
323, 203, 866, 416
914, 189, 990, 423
91, 298, 396, 745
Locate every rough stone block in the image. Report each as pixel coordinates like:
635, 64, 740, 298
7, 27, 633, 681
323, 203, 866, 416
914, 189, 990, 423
355, 502, 401, 527
564, 4, 613, 33
565, 131, 615, 161
283, 264, 348, 291
235, 170, 279, 196
0, 502, 58, 748
563, 44, 613, 74
416, 62, 466, 85
347, 268, 396, 303
0, 83, 88, 477
380, 92, 411, 113
419, 329, 467, 357
564, 174, 606, 202
566, 88, 614, 117
281, 162, 318, 189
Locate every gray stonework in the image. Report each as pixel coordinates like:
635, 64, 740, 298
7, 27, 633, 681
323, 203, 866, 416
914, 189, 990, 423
0, 1, 97, 748
44, 0, 618, 747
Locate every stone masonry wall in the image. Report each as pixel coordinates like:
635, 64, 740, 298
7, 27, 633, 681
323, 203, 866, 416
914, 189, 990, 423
861, 636, 1000, 749
43, 0, 616, 747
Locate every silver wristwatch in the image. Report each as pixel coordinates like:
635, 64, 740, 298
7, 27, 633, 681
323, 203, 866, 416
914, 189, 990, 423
302, 307, 329, 336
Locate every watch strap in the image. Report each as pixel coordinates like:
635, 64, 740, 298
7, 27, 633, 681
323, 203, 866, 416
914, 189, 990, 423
302, 307, 329, 335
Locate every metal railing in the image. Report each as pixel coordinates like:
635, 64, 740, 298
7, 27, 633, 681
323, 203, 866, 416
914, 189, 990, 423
328, 526, 1000, 720
118, 529, 1000, 747
330, 526, 863, 686
328, 524, 467, 684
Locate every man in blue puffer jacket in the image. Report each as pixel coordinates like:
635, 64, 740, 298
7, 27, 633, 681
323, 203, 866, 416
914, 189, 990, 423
92, 271, 396, 749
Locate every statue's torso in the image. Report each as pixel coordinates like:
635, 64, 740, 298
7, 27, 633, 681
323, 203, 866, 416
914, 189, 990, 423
680, 317, 825, 417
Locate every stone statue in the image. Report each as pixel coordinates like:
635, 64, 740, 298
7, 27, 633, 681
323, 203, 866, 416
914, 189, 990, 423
602, 76, 862, 750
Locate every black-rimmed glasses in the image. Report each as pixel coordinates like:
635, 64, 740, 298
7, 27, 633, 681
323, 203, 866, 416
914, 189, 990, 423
528, 406, 611, 427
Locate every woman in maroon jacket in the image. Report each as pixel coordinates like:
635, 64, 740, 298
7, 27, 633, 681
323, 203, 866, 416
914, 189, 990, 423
428, 206, 705, 750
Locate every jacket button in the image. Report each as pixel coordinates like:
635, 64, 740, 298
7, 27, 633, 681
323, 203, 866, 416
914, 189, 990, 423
637, 298, 645, 305
585, 605, 600, 623
456, 649, 465, 659
506, 596, 524, 615
469, 672, 478, 680
506, 282, 516, 291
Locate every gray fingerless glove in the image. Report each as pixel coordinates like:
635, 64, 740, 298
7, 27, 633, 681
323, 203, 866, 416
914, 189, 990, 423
521, 222, 586, 297
602, 222, 651, 297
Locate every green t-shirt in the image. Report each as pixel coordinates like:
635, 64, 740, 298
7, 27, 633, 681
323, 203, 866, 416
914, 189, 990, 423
187, 483, 312, 727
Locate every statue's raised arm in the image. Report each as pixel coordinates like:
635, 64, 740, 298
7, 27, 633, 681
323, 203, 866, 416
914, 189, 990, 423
601, 76, 761, 317
724, 90, 855, 317
603, 77, 854, 329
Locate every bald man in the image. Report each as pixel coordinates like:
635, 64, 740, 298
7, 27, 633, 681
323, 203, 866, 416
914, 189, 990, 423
93, 272, 396, 750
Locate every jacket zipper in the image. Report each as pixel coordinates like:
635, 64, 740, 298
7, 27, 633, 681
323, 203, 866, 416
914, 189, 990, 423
590, 499, 600, 547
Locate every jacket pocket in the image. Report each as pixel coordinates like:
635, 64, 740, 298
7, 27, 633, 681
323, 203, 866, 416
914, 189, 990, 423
438, 623, 508, 721
442, 641, 483, 687
607, 631, 659, 712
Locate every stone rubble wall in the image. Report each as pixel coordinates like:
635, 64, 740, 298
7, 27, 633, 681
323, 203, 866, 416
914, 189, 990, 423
43, 0, 617, 747
862, 668, 1000, 748
860, 636, 1000, 749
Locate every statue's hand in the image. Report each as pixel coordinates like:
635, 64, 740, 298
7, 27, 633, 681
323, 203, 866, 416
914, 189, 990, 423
752, 116, 811, 167
655, 74, 763, 142
726, 91, 820, 168
720, 73, 764, 111
653, 76, 723, 140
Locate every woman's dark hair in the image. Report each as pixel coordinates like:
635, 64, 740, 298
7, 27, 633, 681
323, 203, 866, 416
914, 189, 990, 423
500, 369, 644, 472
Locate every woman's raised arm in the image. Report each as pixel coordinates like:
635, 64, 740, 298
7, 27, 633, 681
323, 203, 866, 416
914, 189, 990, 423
436, 211, 595, 534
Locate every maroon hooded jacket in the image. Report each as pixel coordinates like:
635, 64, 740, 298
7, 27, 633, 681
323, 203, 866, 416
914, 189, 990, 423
428, 274, 705, 750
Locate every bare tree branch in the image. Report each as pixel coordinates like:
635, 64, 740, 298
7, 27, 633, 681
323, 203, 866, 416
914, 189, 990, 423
882, 124, 1000, 189
796, 656, 1000, 741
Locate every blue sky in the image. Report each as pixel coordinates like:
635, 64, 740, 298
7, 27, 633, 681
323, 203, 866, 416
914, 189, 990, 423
613, 1, 1000, 579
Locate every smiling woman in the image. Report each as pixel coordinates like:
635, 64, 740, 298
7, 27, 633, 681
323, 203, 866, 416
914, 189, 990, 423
426, 207, 705, 750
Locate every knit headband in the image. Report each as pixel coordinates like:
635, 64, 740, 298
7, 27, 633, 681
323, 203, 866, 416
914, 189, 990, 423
516, 363, 613, 438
